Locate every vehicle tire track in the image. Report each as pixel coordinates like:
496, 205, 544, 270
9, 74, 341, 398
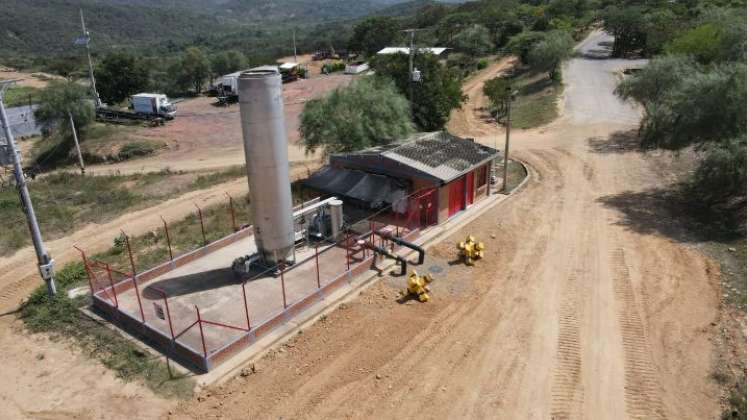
548, 151, 591, 420
550, 261, 585, 420
612, 247, 667, 419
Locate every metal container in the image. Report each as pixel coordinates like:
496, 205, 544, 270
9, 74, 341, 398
238, 70, 295, 265
329, 199, 344, 240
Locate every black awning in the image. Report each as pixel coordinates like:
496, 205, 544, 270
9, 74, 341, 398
303, 166, 408, 208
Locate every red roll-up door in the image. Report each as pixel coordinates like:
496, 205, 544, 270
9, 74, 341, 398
466, 171, 475, 205
449, 176, 466, 217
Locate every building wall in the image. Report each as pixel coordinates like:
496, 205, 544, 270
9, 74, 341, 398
437, 185, 450, 224
435, 163, 491, 225
474, 163, 490, 201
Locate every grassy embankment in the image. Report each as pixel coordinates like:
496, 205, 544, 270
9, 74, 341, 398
0, 166, 246, 256
2, 85, 42, 107
30, 123, 168, 167
17, 191, 253, 399
507, 67, 563, 130
16, 181, 313, 398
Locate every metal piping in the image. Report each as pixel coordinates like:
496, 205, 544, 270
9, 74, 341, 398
362, 241, 407, 276
379, 231, 425, 265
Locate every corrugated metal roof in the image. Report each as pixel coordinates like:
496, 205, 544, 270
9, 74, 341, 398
334, 132, 498, 184
377, 47, 449, 56
383, 132, 496, 182
303, 166, 407, 208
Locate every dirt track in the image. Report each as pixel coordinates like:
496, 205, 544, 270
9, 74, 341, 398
170, 31, 721, 419
0, 31, 723, 419
446, 56, 517, 139
84, 74, 352, 175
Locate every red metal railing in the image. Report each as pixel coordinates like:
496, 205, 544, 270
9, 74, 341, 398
78, 186, 436, 368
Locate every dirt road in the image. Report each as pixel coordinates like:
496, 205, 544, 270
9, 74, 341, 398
84, 74, 351, 175
173, 31, 721, 419
446, 56, 517, 139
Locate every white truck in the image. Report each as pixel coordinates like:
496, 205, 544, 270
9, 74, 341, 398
131, 93, 177, 119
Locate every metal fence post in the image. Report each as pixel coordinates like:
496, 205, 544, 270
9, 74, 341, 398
345, 235, 351, 271
74, 246, 95, 295
122, 231, 146, 323
162, 292, 175, 341
104, 263, 118, 308
226, 193, 238, 232
241, 282, 251, 331
280, 264, 287, 309
161, 216, 173, 261
196, 305, 207, 358
195, 204, 207, 246
315, 244, 321, 289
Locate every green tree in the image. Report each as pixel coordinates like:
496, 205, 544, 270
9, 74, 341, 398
689, 136, 747, 208
507, 31, 547, 63
96, 52, 150, 104
616, 55, 698, 106
348, 17, 400, 57
180, 47, 211, 94
372, 52, 466, 131
483, 76, 511, 117
527, 30, 574, 80
210, 50, 247, 78
638, 63, 747, 150
642, 8, 678, 56
33, 80, 95, 167
300, 77, 414, 156
602, 6, 647, 57
452, 24, 494, 57
34, 81, 94, 133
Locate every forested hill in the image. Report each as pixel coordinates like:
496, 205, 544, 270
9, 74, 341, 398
0, 0, 419, 57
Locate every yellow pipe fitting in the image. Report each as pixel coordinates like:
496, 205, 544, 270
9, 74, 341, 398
458, 235, 485, 265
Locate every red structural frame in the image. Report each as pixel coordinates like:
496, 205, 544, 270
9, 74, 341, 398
80, 187, 435, 372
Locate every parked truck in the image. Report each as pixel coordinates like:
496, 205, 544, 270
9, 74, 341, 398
97, 93, 176, 125
131, 93, 177, 118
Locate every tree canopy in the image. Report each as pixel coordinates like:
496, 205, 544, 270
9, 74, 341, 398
452, 24, 494, 57
179, 47, 211, 94
372, 52, 466, 131
300, 77, 414, 156
483, 76, 511, 118
507, 31, 548, 63
348, 16, 400, 57
96, 52, 150, 105
527, 30, 575, 80
34, 80, 95, 133
210, 50, 247, 79
616, 5, 747, 217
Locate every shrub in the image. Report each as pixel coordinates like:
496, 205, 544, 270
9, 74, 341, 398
117, 141, 158, 161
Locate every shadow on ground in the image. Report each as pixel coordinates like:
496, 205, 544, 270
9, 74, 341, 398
142, 268, 240, 299
598, 187, 743, 244
587, 129, 641, 154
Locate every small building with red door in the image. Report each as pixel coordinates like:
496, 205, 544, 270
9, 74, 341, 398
303, 132, 500, 228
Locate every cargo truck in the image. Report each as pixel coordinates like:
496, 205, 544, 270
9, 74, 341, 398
131, 93, 177, 119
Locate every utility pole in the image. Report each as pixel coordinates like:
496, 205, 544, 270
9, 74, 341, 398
78, 9, 102, 108
0, 81, 57, 296
406, 29, 416, 104
68, 111, 85, 175
292, 29, 298, 63
502, 87, 516, 193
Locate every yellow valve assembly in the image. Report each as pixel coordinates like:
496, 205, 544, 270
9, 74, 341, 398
458, 235, 485, 266
402, 270, 434, 302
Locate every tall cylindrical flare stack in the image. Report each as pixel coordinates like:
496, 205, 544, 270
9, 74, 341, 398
238, 70, 295, 265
